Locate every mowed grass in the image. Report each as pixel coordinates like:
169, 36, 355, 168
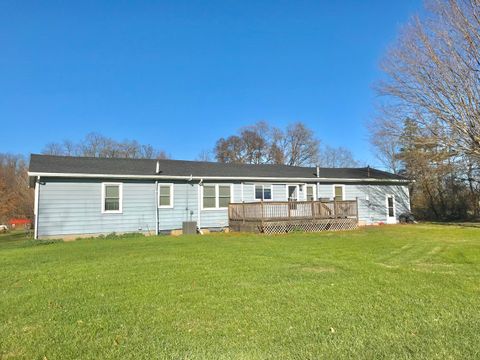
1, 225, 479, 359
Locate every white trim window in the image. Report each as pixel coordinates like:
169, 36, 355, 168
158, 183, 174, 208
306, 184, 316, 201
102, 182, 123, 213
202, 184, 232, 209
333, 184, 345, 201
254, 184, 272, 201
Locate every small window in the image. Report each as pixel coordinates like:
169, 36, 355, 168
102, 183, 122, 213
218, 185, 231, 208
306, 185, 315, 201
387, 196, 395, 217
158, 184, 173, 208
334, 185, 344, 201
255, 185, 272, 201
255, 185, 263, 200
203, 185, 216, 208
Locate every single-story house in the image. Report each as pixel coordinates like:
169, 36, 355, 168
28, 154, 411, 239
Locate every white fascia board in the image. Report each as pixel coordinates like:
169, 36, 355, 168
27, 171, 411, 183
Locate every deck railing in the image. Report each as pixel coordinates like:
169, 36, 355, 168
229, 199, 358, 223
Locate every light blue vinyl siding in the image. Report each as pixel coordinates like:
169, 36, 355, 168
158, 182, 197, 230
272, 184, 287, 201
318, 183, 410, 223
242, 183, 255, 202
199, 209, 229, 228
38, 179, 157, 237
233, 183, 242, 203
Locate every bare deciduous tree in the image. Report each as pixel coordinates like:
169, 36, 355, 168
377, 0, 480, 159
367, 111, 405, 174
0, 154, 33, 224
214, 121, 321, 166
318, 145, 360, 168
42, 133, 169, 159
282, 122, 320, 166
196, 149, 213, 162
214, 135, 246, 163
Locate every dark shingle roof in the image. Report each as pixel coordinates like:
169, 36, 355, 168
28, 154, 407, 181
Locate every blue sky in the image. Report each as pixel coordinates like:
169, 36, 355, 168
0, 0, 421, 166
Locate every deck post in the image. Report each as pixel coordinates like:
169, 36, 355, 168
311, 200, 315, 219
242, 202, 246, 224
260, 201, 264, 229
355, 197, 359, 222
333, 199, 337, 218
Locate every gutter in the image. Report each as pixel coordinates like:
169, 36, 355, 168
27, 171, 411, 184
197, 178, 203, 232
34, 176, 40, 240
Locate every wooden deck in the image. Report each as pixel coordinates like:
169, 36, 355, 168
229, 199, 359, 234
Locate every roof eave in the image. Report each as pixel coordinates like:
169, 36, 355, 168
27, 171, 411, 183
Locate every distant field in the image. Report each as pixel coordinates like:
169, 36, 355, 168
1, 225, 479, 359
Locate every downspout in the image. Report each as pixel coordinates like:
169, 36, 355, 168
155, 161, 160, 235
186, 175, 193, 221
34, 176, 40, 239
197, 178, 203, 232
155, 180, 159, 235
316, 165, 320, 200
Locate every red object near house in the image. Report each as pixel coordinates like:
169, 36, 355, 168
9, 218, 32, 229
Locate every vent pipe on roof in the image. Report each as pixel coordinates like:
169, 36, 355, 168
156, 161, 160, 174
316, 165, 320, 178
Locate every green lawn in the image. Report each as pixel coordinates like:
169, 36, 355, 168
1, 225, 479, 359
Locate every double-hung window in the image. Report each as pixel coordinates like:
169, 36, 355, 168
158, 184, 174, 208
255, 185, 272, 201
102, 183, 122, 213
333, 185, 345, 201
202, 184, 231, 209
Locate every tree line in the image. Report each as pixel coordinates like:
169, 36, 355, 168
369, 0, 480, 220
203, 121, 360, 168
42, 132, 169, 159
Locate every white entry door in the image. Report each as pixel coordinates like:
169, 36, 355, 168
287, 185, 298, 201
386, 195, 396, 224
287, 185, 301, 216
